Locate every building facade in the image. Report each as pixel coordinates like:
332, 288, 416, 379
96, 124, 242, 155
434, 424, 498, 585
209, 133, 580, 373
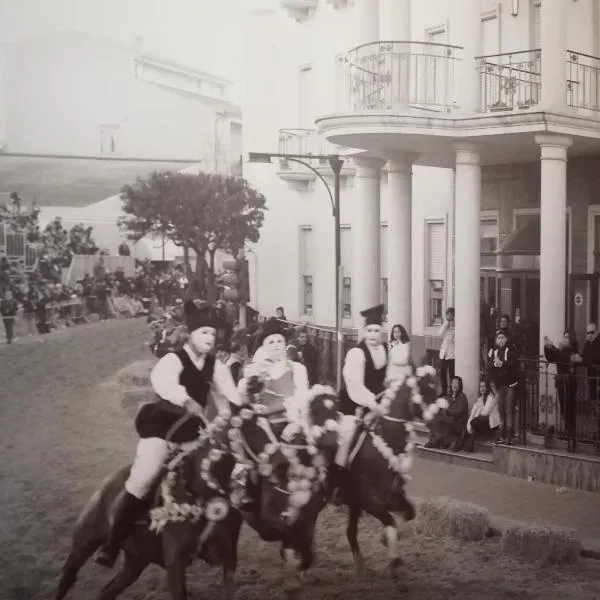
245, 0, 600, 400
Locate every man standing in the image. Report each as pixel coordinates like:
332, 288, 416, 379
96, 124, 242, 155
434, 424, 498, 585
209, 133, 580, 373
292, 326, 319, 385
1, 289, 19, 344
438, 307, 455, 396
334, 304, 388, 478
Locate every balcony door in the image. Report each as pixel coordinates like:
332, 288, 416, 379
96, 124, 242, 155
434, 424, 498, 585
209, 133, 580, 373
298, 64, 314, 130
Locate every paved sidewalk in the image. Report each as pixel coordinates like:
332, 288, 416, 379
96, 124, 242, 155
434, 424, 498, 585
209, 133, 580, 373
409, 457, 600, 550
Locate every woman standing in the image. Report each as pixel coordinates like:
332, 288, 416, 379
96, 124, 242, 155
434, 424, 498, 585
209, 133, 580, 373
544, 331, 579, 452
387, 323, 411, 381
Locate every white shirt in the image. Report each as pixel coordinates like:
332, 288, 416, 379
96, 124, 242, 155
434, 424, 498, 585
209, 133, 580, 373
439, 320, 455, 360
150, 344, 243, 408
343, 343, 387, 410
467, 393, 501, 433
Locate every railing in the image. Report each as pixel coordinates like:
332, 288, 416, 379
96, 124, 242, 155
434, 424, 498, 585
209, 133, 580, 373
567, 50, 600, 112
478, 49, 541, 112
278, 128, 320, 156
519, 358, 600, 449
345, 40, 460, 113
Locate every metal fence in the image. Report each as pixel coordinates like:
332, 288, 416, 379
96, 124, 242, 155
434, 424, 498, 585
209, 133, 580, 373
518, 358, 600, 447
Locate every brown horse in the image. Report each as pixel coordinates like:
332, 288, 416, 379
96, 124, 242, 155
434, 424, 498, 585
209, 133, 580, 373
54, 416, 242, 600
230, 386, 341, 596
333, 368, 441, 577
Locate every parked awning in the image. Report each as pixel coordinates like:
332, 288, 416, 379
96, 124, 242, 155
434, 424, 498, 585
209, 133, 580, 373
0, 155, 199, 207
497, 215, 540, 256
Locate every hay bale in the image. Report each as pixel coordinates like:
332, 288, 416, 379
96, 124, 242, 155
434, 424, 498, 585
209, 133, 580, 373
500, 523, 581, 565
116, 360, 155, 388
120, 386, 155, 416
416, 496, 491, 542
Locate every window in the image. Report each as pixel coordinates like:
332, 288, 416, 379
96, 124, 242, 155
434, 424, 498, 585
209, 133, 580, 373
594, 215, 600, 272
481, 13, 499, 56
381, 278, 388, 317
531, 0, 541, 48
343, 276, 352, 319
302, 275, 313, 316
299, 226, 315, 315
422, 26, 448, 110
481, 218, 498, 251
340, 225, 352, 318
298, 65, 314, 128
426, 221, 446, 326
100, 125, 119, 154
334, 54, 345, 111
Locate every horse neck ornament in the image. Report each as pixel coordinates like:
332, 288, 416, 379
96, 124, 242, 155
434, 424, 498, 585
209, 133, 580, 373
149, 415, 234, 534
360, 365, 448, 478
231, 385, 340, 522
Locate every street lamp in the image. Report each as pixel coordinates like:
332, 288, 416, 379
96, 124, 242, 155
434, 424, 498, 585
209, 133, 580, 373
248, 151, 345, 390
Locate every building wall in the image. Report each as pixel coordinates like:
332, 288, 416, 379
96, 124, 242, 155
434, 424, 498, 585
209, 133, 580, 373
243, 7, 454, 332
2, 31, 241, 163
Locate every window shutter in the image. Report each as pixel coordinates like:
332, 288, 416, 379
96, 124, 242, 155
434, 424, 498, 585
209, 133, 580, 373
340, 226, 353, 275
299, 226, 314, 274
531, 1, 541, 48
428, 222, 445, 280
481, 17, 499, 56
380, 224, 388, 276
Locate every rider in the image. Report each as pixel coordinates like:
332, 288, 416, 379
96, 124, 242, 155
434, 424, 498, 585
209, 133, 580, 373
332, 304, 389, 485
95, 300, 242, 569
238, 317, 310, 430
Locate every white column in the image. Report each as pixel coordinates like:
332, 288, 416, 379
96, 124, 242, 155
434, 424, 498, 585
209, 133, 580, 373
387, 154, 414, 331
454, 143, 481, 402
354, 0, 380, 45
452, 0, 482, 114
352, 157, 385, 323
540, 0, 568, 110
388, 0, 410, 39
535, 134, 572, 353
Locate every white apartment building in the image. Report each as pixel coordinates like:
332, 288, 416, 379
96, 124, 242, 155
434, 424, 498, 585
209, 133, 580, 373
244, 0, 600, 400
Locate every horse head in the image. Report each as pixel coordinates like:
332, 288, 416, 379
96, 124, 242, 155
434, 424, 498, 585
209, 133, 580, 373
302, 385, 341, 455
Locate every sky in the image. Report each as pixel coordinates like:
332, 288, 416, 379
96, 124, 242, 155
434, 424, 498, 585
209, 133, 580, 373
0, 0, 263, 99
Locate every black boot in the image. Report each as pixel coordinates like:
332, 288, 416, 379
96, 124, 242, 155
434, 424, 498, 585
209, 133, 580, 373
95, 492, 145, 568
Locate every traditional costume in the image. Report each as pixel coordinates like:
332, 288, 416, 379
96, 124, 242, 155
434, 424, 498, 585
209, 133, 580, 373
95, 300, 242, 569
335, 304, 388, 467
238, 317, 309, 431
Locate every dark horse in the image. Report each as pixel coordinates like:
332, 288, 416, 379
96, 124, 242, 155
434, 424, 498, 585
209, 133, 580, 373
54, 415, 242, 600
230, 386, 341, 596
334, 367, 440, 577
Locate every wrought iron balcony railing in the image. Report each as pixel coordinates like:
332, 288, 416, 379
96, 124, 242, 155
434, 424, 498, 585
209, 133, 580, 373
567, 50, 600, 112
345, 40, 461, 113
478, 49, 541, 112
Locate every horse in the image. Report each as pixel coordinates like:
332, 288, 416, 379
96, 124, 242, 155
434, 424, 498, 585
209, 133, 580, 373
228, 385, 341, 596
333, 367, 443, 577
54, 414, 243, 600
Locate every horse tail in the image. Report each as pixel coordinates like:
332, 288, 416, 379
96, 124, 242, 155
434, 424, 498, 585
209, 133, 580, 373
54, 471, 125, 600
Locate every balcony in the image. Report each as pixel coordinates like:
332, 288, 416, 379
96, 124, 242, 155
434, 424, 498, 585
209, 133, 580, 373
345, 40, 460, 113
567, 50, 600, 112
279, 0, 318, 22
276, 128, 355, 190
478, 50, 541, 113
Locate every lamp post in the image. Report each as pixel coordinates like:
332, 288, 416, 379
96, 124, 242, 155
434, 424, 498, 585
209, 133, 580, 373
248, 151, 344, 390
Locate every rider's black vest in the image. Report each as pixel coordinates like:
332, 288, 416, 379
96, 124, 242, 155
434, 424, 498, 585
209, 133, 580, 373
134, 348, 216, 443
339, 341, 388, 416
174, 348, 216, 409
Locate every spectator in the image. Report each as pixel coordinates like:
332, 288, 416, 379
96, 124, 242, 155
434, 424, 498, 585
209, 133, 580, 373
487, 329, 519, 444
291, 326, 319, 385
460, 380, 501, 452
438, 307, 455, 396
544, 331, 579, 452
425, 375, 468, 450
387, 323, 411, 381
1, 289, 19, 344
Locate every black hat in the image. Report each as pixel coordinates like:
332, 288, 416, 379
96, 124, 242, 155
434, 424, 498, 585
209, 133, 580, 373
360, 304, 385, 326
184, 300, 216, 332
258, 317, 288, 346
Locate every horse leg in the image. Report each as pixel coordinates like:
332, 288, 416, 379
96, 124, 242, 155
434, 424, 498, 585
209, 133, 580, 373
281, 542, 302, 598
346, 504, 365, 577
97, 554, 146, 600
55, 536, 102, 600
221, 513, 243, 600
370, 508, 402, 577
163, 534, 190, 600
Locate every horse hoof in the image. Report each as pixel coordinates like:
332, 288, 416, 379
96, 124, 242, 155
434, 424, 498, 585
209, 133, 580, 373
387, 558, 404, 578
380, 533, 387, 547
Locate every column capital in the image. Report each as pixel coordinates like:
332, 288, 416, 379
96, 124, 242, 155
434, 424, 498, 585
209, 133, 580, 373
535, 135, 573, 159
453, 142, 480, 166
386, 153, 416, 174
353, 156, 387, 176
